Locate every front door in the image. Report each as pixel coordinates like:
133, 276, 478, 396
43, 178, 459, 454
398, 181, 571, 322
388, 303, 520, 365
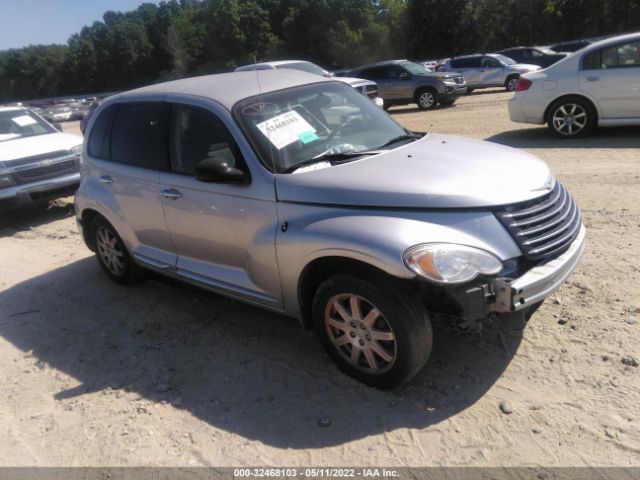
159, 102, 282, 309
478, 56, 505, 86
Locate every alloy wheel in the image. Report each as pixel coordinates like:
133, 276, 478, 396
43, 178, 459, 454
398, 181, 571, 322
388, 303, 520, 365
418, 92, 435, 109
552, 103, 587, 136
96, 226, 126, 276
324, 293, 397, 374
507, 78, 519, 91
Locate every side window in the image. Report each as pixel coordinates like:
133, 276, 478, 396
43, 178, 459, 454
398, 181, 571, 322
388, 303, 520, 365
110, 102, 168, 169
482, 57, 501, 68
582, 50, 601, 70
585, 41, 640, 70
170, 105, 244, 175
88, 105, 116, 160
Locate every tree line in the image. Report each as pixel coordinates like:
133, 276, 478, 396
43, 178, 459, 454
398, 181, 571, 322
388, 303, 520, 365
1, 0, 638, 102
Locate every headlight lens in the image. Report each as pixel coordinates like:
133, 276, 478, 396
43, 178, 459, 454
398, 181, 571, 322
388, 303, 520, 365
0, 174, 16, 189
403, 244, 503, 284
71, 144, 82, 156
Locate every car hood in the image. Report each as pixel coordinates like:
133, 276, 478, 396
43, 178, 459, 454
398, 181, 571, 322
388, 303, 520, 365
0, 132, 82, 164
276, 134, 554, 209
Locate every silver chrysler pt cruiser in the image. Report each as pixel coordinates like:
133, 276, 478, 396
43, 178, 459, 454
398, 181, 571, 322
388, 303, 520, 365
75, 70, 585, 388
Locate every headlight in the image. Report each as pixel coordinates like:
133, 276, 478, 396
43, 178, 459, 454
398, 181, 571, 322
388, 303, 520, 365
0, 174, 16, 189
403, 243, 502, 284
71, 144, 82, 156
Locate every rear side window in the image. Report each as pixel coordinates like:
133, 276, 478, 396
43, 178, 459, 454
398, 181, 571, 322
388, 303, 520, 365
170, 105, 245, 175
110, 102, 168, 169
87, 105, 116, 159
583, 40, 640, 70
451, 57, 480, 68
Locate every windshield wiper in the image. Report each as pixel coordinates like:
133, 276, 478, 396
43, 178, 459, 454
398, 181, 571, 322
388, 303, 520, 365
285, 150, 381, 173
376, 132, 424, 150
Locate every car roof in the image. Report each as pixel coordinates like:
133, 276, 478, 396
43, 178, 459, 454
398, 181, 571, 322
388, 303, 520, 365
0, 106, 23, 112
352, 59, 410, 69
111, 70, 335, 110
235, 60, 314, 71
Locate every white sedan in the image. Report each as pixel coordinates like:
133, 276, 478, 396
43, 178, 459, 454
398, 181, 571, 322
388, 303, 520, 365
509, 32, 640, 137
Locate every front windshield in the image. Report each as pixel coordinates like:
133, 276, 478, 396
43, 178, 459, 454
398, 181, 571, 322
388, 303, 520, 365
0, 109, 54, 143
494, 54, 516, 65
402, 62, 430, 75
233, 82, 409, 173
277, 62, 327, 76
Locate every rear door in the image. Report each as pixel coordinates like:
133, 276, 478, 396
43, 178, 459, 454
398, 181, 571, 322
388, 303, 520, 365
450, 57, 480, 85
357, 66, 403, 100
579, 39, 640, 119
89, 101, 176, 267
159, 101, 282, 308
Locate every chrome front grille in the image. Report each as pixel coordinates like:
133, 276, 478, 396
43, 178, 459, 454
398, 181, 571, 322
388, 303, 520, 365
495, 182, 581, 261
14, 156, 79, 184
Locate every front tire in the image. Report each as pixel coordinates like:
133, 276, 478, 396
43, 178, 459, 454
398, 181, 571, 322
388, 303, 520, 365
547, 97, 596, 137
312, 275, 432, 388
89, 217, 144, 285
416, 89, 437, 110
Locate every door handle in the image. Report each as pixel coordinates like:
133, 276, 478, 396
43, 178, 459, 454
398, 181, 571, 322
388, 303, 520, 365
161, 188, 183, 200
586, 76, 600, 82
99, 175, 114, 184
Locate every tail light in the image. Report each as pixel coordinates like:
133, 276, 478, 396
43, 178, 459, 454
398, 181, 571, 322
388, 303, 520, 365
516, 77, 533, 92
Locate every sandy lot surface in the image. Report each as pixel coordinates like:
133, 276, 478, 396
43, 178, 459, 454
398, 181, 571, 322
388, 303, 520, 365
0, 91, 639, 467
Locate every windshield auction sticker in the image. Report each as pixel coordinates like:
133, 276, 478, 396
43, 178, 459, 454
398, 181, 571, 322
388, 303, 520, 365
12, 115, 38, 127
256, 110, 316, 150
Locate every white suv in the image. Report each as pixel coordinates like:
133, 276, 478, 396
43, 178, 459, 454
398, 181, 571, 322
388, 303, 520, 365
509, 32, 640, 137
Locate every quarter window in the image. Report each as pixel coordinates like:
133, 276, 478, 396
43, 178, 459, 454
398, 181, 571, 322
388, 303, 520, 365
110, 102, 168, 169
170, 105, 244, 175
87, 105, 116, 160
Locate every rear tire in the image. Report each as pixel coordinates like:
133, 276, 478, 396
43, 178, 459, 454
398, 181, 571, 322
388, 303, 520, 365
546, 97, 596, 138
312, 275, 432, 388
89, 216, 145, 285
505, 75, 520, 92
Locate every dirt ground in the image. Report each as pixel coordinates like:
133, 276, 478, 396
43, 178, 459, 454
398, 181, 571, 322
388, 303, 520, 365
0, 90, 639, 467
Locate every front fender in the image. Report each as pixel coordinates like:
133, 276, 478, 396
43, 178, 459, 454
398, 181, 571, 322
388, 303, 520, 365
276, 202, 522, 319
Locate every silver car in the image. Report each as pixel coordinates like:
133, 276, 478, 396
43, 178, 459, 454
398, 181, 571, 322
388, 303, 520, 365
75, 70, 585, 388
440, 53, 541, 92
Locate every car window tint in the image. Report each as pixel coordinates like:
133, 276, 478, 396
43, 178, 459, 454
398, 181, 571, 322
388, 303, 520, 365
110, 103, 168, 169
452, 57, 480, 68
582, 50, 601, 70
170, 105, 244, 175
481, 57, 500, 68
87, 105, 116, 159
602, 40, 640, 68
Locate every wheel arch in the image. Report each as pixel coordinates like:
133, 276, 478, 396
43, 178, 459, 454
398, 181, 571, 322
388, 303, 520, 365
80, 208, 108, 251
297, 256, 407, 330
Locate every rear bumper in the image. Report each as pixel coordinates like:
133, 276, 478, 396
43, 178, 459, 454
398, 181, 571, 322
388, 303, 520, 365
491, 225, 586, 312
0, 172, 80, 208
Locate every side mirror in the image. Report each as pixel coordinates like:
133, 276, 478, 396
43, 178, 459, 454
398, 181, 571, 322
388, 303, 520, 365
399, 72, 411, 80
195, 157, 246, 184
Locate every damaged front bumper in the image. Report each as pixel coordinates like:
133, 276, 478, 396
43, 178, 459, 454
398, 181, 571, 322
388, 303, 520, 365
446, 225, 586, 323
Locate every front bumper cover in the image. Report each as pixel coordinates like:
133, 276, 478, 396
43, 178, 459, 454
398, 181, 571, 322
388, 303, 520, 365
491, 225, 586, 312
